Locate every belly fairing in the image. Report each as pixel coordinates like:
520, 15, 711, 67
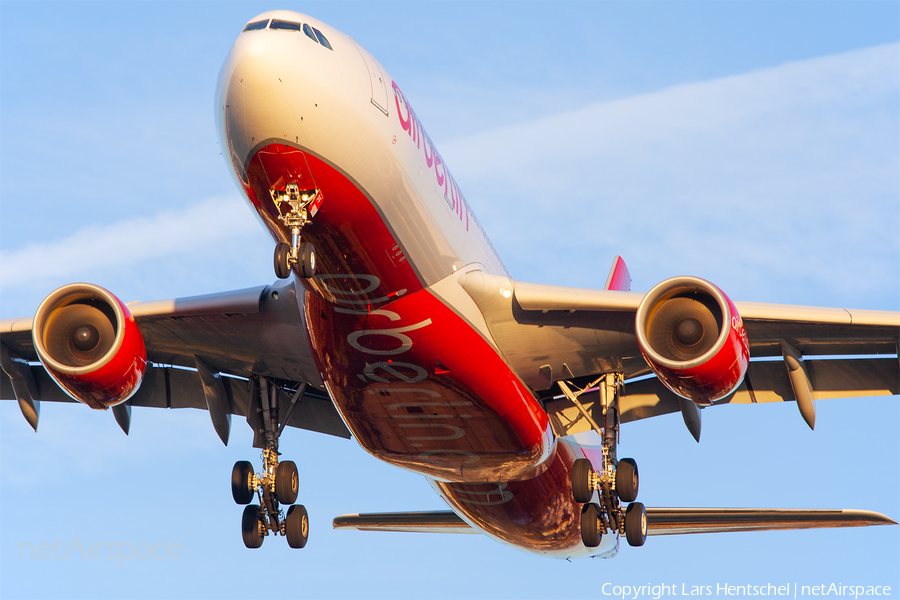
432, 441, 619, 558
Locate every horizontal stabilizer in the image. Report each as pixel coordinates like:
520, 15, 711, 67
333, 511, 477, 534
646, 508, 896, 536
333, 508, 896, 536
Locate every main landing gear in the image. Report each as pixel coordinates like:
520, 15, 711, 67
561, 373, 649, 549
232, 377, 310, 549
272, 183, 318, 280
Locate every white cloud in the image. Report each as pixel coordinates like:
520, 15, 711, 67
0, 196, 263, 288
442, 43, 899, 183
441, 44, 899, 306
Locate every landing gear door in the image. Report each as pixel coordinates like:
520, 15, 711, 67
352, 42, 389, 116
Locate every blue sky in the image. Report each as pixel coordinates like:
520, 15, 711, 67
1, 2, 898, 599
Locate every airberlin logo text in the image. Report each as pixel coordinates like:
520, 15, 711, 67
392, 81, 472, 232
320, 273, 493, 485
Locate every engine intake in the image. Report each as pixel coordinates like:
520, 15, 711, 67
32, 284, 147, 409
635, 277, 749, 405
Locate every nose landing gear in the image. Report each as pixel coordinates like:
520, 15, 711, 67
232, 377, 310, 549
561, 373, 648, 549
272, 183, 320, 279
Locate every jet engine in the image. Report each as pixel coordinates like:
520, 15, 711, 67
32, 284, 147, 409
635, 276, 749, 405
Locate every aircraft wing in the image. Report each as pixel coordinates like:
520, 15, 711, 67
454, 269, 899, 438
3, 267, 896, 443
0, 279, 350, 441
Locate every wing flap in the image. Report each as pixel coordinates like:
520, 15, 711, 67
544, 357, 898, 438
0, 363, 352, 438
725, 357, 900, 404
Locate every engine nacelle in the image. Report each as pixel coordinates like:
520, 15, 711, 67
32, 284, 147, 409
635, 276, 749, 405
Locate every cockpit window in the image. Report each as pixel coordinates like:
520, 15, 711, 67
241, 17, 332, 50
312, 28, 333, 50
302, 24, 318, 43
242, 19, 269, 32
270, 19, 302, 32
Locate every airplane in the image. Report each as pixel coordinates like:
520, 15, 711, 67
1, 9, 897, 560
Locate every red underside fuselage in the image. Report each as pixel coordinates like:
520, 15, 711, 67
242, 142, 598, 557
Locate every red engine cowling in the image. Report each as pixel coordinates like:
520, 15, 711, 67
635, 276, 749, 405
32, 284, 147, 409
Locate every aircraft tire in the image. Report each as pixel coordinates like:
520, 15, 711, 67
285, 504, 309, 549
274, 243, 291, 279
241, 505, 265, 549
571, 458, 594, 503
231, 460, 255, 505
275, 460, 299, 505
298, 243, 316, 279
616, 458, 639, 502
624, 502, 647, 547
580, 503, 602, 547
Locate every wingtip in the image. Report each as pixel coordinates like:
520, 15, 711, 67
869, 513, 896, 526
844, 509, 897, 526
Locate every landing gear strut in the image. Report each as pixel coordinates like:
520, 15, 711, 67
272, 183, 318, 279
232, 377, 310, 549
562, 373, 648, 548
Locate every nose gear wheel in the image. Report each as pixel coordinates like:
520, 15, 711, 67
271, 184, 319, 279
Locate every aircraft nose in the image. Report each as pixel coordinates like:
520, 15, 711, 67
216, 31, 305, 170
230, 34, 286, 93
